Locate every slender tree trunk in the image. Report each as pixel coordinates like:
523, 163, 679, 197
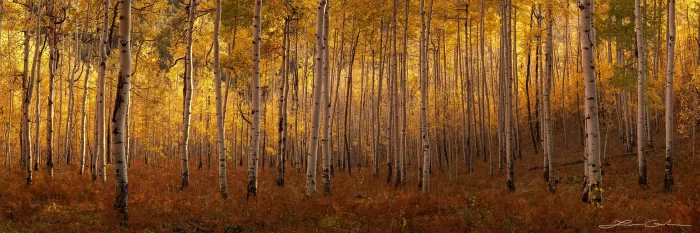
634, 0, 648, 188
80, 35, 91, 175
213, 0, 228, 198
545, 3, 555, 192
374, 21, 384, 178
305, 0, 326, 197
321, 0, 332, 195
112, 0, 132, 222
579, 0, 602, 204
181, 0, 197, 189
97, 0, 109, 182
277, 17, 291, 186
33, 34, 41, 173
664, 0, 675, 192
504, 0, 514, 192
420, 0, 433, 194
23, 0, 42, 184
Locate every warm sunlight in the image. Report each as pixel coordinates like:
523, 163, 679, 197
0, 0, 698, 231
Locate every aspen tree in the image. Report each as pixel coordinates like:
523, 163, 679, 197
47, 0, 57, 177
545, 3, 555, 192
419, 0, 433, 194
23, 0, 42, 184
213, 0, 227, 198
664, 0, 675, 192
33, 27, 41, 172
305, 0, 326, 197
504, 0, 514, 192
97, 0, 109, 182
112, 0, 132, 222
181, 0, 196, 188
277, 16, 290, 186
321, 0, 332, 196
65, 30, 79, 165
79, 0, 92, 175
634, 0, 648, 188
579, 0, 602, 203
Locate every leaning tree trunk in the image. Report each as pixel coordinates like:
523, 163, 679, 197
306, 0, 326, 197
112, 0, 132, 222
634, 0, 648, 188
248, 0, 263, 199
181, 0, 197, 189
664, 0, 675, 192
579, 0, 602, 204
213, 0, 228, 199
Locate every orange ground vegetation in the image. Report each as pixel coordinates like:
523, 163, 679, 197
1, 127, 699, 232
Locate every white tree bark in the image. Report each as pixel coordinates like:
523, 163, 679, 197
664, 0, 675, 192
545, 3, 555, 192
321, 0, 332, 196
112, 0, 132, 222
79, 1, 92, 175
306, 0, 326, 197
181, 0, 197, 188
97, 0, 109, 183
248, 0, 263, 199
505, 0, 514, 192
213, 0, 228, 199
579, 0, 602, 203
23, 0, 42, 184
634, 0, 648, 188
419, 0, 432, 194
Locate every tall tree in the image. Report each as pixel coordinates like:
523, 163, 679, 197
306, 0, 326, 197
544, 2, 555, 192
664, 0, 675, 192
634, 0, 648, 188
96, 0, 109, 182
23, 0, 43, 184
181, 0, 197, 189
79, 0, 92, 175
248, 0, 263, 199
321, 0, 332, 196
419, 0, 433, 194
579, 0, 602, 204
213, 0, 227, 198
112, 0, 132, 223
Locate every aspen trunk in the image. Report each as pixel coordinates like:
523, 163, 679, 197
276, 18, 290, 187
112, 0, 131, 222
97, 0, 109, 182
545, 3, 555, 192
504, 0, 514, 192
579, 0, 602, 203
181, 0, 196, 188
419, 0, 433, 194
213, 0, 228, 199
634, 0, 648, 188
664, 0, 675, 192
305, 0, 326, 197
33, 34, 41, 172
321, 0, 332, 195
23, 0, 42, 184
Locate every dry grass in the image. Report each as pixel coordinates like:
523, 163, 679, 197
1, 128, 698, 232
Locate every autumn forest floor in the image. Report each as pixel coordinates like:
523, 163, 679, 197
1, 123, 699, 232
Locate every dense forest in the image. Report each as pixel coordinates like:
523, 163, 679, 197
0, 0, 699, 231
